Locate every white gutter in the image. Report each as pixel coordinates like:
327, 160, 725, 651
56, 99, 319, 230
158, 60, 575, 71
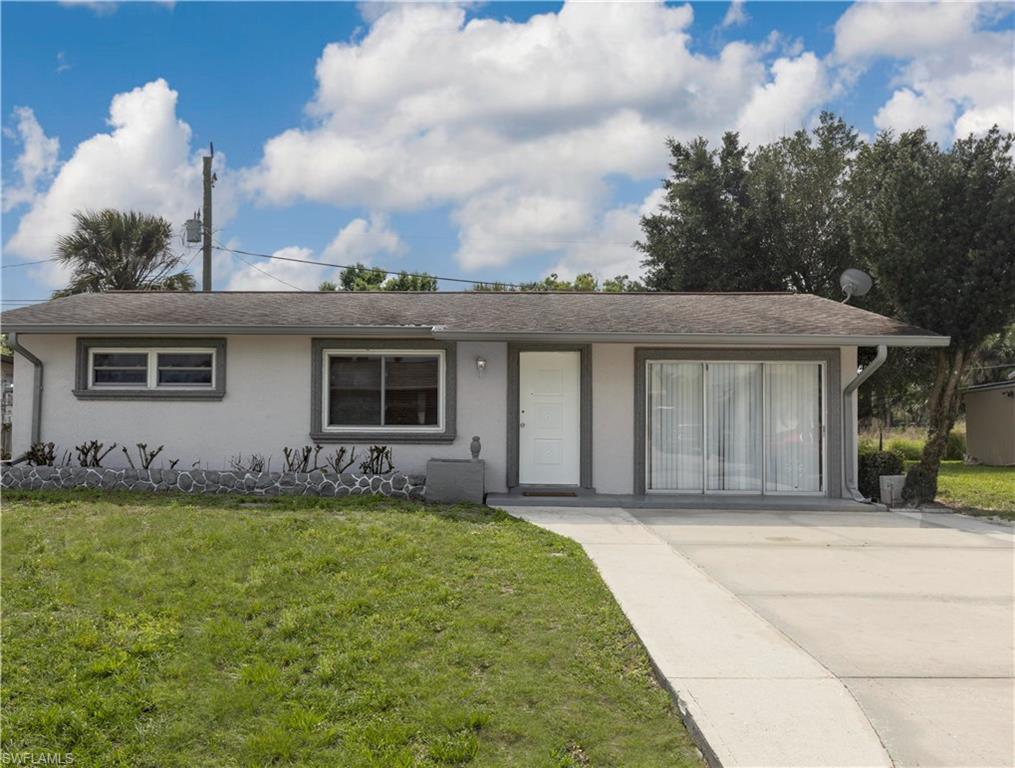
8, 332, 43, 447
842, 345, 888, 502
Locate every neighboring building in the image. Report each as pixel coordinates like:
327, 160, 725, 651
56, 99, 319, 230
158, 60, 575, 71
1, 352, 12, 459
962, 380, 1015, 466
0, 291, 948, 500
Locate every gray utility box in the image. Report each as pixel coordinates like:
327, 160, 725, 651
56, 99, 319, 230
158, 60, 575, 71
426, 459, 486, 504
879, 474, 907, 507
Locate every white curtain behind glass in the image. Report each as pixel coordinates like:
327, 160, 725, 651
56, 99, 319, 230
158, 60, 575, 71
649, 362, 703, 490
706, 363, 762, 491
766, 363, 822, 492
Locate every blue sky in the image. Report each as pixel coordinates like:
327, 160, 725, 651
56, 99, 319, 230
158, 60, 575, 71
2, 1, 1012, 304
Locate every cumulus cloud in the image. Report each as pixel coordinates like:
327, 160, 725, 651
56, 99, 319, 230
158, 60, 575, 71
4, 79, 234, 288
835, 2, 1014, 142
2, 107, 60, 213
722, 0, 749, 29
550, 188, 665, 281
224, 246, 321, 291
244, 1, 824, 271
223, 215, 404, 291
321, 213, 404, 263
736, 52, 827, 145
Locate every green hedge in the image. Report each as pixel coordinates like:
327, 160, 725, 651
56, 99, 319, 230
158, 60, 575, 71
858, 431, 966, 462
858, 450, 905, 501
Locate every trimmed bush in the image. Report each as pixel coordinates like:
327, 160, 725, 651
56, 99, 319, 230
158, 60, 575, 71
944, 430, 966, 461
903, 463, 938, 505
858, 450, 905, 501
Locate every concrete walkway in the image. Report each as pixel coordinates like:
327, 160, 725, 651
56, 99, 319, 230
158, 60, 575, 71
503, 505, 1014, 768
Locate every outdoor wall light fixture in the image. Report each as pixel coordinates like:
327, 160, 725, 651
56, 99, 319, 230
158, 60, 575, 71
475, 357, 487, 376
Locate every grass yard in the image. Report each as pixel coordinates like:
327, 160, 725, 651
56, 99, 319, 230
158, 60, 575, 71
1, 491, 701, 768
934, 461, 1015, 520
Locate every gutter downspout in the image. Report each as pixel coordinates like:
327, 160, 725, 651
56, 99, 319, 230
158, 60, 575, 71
8, 332, 43, 449
842, 344, 887, 501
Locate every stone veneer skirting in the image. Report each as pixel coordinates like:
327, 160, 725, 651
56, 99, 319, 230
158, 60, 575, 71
1, 465, 426, 500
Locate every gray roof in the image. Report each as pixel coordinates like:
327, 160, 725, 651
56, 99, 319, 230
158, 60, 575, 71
0, 291, 949, 346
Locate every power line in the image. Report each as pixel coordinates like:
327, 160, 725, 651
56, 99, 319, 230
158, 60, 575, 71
230, 251, 307, 292
1, 258, 60, 269
213, 243, 524, 289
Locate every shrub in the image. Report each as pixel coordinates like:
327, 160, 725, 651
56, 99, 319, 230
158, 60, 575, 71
944, 430, 966, 461
885, 437, 923, 461
858, 450, 905, 501
903, 464, 938, 505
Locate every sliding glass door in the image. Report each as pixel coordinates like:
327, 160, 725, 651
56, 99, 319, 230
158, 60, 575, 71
647, 360, 824, 494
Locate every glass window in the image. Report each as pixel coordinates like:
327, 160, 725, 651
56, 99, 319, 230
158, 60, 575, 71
326, 353, 442, 429
384, 356, 439, 426
648, 362, 703, 491
705, 363, 763, 491
91, 352, 148, 386
766, 363, 823, 492
157, 352, 213, 386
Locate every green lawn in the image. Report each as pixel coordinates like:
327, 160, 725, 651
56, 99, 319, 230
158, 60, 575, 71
934, 461, 1015, 520
1, 491, 701, 768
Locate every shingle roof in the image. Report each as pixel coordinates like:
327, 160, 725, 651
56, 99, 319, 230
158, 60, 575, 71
0, 291, 948, 346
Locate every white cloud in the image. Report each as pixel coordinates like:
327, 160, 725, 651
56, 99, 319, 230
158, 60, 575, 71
223, 215, 405, 291
224, 246, 323, 291
736, 52, 827, 146
722, 0, 749, 29
2, 107, 60, 213
59, 1, 118, 16
56, 51, 71, 74
321, 213, 404, 263
245, 1, 827, 271
835, 2, 1014, 142
4, 79, 234, 288
550, 188, 665, 281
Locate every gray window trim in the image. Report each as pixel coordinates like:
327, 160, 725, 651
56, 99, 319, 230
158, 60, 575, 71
310, 338, 457, 444
633, 348, 841, 497
507, 343, 593, 491
74, 338, 226, 400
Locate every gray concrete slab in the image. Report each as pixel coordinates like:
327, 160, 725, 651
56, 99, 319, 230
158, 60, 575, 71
503, 503, 1015, 768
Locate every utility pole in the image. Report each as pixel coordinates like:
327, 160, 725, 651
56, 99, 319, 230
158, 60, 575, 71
202, 143, 216, 292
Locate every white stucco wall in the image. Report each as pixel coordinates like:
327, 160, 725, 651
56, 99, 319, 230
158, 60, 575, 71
591, 343, 635, 494
12, 335, 508, 492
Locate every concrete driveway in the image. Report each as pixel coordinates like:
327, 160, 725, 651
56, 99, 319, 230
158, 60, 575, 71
506, 505, 1014, 768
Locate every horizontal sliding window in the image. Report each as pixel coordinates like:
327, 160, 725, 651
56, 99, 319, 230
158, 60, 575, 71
325, 351, 443, 430
88, 348, 215, 390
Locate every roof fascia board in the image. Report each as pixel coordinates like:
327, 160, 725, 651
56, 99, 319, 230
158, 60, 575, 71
0, 324, 436, 337
1, 325, 950, 347
432, 330, 951, 347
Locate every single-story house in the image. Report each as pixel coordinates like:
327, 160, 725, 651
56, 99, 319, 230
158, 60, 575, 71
962, 380, 1015, 466
1, 290, 948, 500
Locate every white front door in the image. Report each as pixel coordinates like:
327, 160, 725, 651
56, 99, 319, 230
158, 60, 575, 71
519, 351, 580, 485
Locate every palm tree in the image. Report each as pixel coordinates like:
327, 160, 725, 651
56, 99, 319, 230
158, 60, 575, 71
53, 209, 196, 297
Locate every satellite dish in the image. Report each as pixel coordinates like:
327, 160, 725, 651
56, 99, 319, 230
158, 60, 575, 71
840, 268, 873, 303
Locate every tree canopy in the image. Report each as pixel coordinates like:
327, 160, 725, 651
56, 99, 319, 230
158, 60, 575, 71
53, 209, 195, 297
320, 264, 438, 292
638, 113, 858, 297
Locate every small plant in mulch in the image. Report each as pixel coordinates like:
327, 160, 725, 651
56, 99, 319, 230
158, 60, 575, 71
359, 445, 394, 476
121, 443, 169, 470
74, 440, 117, 468
230, 454, 268, 474
24, 442, 56, 467
323, 446, 357, 474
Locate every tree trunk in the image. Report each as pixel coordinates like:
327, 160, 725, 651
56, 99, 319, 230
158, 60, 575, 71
904, 346, 967, 504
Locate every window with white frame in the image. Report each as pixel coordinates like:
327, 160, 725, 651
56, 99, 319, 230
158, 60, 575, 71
88, 348, 215, 390
324, 350, 444, 430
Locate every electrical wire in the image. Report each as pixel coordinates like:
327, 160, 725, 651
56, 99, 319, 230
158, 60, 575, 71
1, 257, 60, 269
213, 243, 522, 289
229, 251, 307, 292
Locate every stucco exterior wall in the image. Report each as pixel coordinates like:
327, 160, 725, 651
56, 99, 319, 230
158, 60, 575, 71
12, 335, 508, 492
964, 387, 1015, 466
591, 343, 635, 494
840, 346, 858, 494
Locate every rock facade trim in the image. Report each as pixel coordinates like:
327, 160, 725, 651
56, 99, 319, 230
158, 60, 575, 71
1, 466, 426, 500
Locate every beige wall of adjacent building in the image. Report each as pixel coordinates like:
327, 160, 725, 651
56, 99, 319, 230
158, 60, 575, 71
964, 386, 1015, 466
